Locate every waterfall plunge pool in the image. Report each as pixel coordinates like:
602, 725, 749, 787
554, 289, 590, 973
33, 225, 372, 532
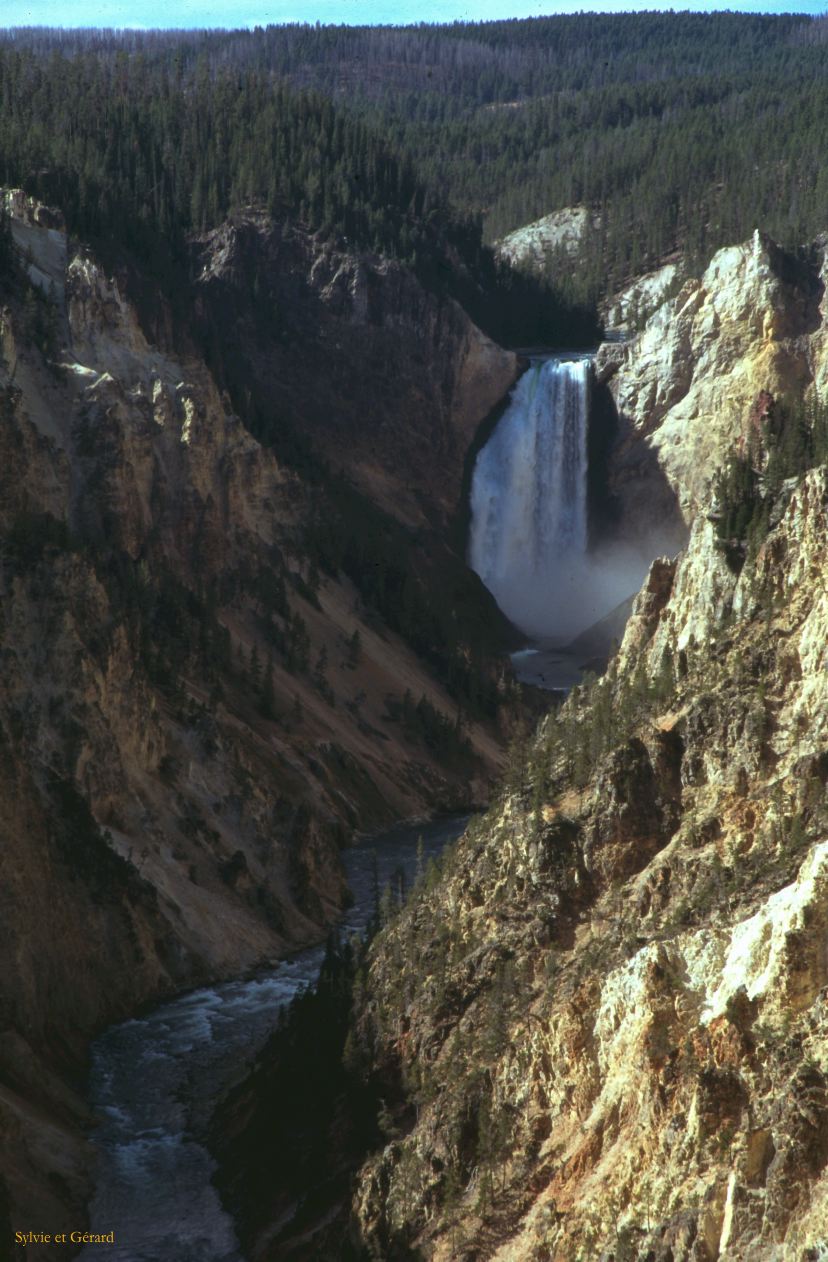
469, 352, 647, 692
509, 645, 590, 692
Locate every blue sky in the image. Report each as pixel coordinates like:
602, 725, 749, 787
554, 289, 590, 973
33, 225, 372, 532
2, 0, 826, 29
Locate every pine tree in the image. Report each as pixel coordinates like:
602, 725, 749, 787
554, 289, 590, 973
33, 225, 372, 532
0, 207, 13, 279
249, 643, 261, 689
347, 628, 362, 669
260, 650, 276, 719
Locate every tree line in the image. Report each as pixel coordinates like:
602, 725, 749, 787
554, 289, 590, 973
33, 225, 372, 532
4, 13, 828, 307
0, 37, 596, 346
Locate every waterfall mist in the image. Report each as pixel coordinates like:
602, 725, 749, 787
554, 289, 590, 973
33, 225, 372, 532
469, 357, 650, 643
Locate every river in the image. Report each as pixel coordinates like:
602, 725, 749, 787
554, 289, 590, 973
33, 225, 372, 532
79, 815, 467, 1261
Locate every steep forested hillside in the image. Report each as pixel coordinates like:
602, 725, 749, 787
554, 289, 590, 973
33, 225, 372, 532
0, 40, 595, 348
4, 13, 828, 304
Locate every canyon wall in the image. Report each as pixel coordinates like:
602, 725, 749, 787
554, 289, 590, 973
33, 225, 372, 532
331, 232, 828, 1260
191, 213, 518, 529
598, 231, 826, 541
0, 192, 515, 1241
348, 478, 828, 1259
211, 228, 828, 1260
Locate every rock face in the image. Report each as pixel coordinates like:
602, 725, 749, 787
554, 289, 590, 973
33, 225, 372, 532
191, 214, 518, 528
496, 207, 599, 272
227, 230, 828, 1261
599, 231, 827, 531
601, 260, 682, 338
0, 193, 516, 1241
336, 435, 828, 1259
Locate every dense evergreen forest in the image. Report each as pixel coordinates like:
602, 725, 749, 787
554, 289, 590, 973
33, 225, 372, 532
0, 30, 596, 347
3, 12, 828, 308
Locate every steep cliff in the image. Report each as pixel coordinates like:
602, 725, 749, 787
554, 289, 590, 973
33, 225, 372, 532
204, 229, 828, 1260
337, 428, 828, 1259
598, 231, 826, 543
191, 213, 518, 529
0, 191, 516, 1240
315, 450, 824, 1260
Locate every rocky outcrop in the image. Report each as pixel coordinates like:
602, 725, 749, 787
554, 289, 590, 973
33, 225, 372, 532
333, 424, 828, 1258
0, 193, 516, 1243
599, 231, 826, 529
496, 206, 599, 272
601, 260, 682, 338
191, 214, 519, 528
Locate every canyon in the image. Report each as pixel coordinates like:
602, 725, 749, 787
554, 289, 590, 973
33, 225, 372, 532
211, 228, 828, 1260
343, 233, 828, 1261
0, 188, 517, 1247
3, 173, 828, 1262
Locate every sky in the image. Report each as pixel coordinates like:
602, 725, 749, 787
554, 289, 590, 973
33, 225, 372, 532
1, 0, 825, 27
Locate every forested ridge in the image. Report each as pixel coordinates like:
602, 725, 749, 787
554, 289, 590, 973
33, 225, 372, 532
0, 50, 469, 280
0, 37, 595, 348
3, 12, 828, 306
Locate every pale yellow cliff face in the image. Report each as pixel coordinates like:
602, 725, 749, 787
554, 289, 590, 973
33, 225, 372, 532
352, 472, 828, 1261
349, 236, 828, 1261
603, 232, 826, 522
602, 261, 682, 337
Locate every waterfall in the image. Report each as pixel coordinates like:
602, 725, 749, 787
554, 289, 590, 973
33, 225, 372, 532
469, 357, 592, 640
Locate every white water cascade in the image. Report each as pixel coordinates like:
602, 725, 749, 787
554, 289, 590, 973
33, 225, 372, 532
469, 356, 593, 641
